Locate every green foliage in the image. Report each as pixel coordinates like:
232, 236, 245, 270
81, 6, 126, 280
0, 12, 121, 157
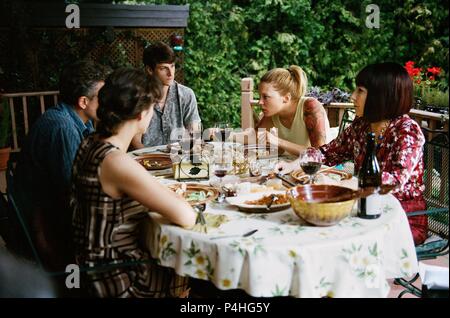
0, 98, 11, 148
421, 88, 449, 108
3, 0, 448, 128
120, 0, 448, 128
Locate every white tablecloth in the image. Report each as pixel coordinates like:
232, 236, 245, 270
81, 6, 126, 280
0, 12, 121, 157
142, 192, 418, 298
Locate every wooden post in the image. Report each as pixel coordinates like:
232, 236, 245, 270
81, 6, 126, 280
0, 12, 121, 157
22, 96, 29, 135
9, 97, 18, 151
241, 78, 254, 129
39, 95, 46, 114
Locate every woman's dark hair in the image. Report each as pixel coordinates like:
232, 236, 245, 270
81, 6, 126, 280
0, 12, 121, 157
96, 68, 162, 137
143, 41, 176, 70
356, 62, 413, 123
59, 59, 111, 106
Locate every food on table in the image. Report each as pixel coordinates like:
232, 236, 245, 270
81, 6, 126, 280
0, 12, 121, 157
186, 191, 213, 202
235, 182, 283, 194
168, 183, 219, 205
244, 193, 288, 205
142, 159, 163, 169
265, 178, 283, 190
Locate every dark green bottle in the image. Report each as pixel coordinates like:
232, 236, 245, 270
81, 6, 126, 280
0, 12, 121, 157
357, 132, 382, 219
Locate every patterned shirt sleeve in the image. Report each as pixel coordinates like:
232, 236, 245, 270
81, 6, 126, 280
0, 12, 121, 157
319, 119, 358, 166
180, 86, 200, 126
381, 121, 425, 191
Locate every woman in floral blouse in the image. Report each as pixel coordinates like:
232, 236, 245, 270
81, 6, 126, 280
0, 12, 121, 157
276, 62, 427, 245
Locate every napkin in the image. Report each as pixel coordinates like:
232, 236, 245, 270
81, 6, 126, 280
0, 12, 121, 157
189, 213, 230, 233
419, 262, 449, 290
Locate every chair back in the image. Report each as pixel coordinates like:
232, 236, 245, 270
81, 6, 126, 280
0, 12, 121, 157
5, 160, 45, 270
423, 129, 449, 238
338, 108, 355, 136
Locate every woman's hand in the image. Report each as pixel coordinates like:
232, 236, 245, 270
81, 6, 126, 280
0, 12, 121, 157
274, 159, 299, 175
257, 129, 278, 147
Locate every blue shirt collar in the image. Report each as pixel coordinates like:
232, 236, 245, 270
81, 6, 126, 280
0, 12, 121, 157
60, 102, 94, 137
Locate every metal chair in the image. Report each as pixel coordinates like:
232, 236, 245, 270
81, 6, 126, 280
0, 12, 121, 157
394, 128, 449, 297
338, 108, 355, 136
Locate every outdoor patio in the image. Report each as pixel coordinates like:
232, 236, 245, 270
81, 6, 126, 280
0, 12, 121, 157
0, 0, 448, 300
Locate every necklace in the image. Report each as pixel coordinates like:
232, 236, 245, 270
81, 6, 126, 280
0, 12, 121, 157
373, 120, 390, 149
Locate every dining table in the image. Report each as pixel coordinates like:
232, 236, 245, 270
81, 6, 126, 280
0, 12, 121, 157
130, 144, 419, 298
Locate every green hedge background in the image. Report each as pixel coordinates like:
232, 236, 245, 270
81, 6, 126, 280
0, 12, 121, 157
118, 0, 448, 127
2, 0, 448, 128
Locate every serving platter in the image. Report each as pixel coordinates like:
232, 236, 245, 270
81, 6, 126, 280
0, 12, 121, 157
168, 183, 219, 205
134, 153, 173, 170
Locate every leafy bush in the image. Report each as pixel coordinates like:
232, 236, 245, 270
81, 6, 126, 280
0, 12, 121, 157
123, 0, 448, 127
3, 0, 448, 128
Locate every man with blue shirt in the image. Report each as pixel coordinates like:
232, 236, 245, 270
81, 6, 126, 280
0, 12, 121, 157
12, 60, 110, 270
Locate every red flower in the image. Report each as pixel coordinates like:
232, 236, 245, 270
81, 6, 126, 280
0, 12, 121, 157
427, 67, 441, 75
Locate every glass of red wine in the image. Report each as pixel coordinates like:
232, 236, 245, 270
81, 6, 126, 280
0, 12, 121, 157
213, 162, 231, 187
299, 148, 322, 184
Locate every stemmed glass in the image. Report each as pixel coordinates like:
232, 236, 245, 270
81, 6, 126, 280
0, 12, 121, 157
214, 122, 231, 145
212, 161, 232, 187
299, 148, 323, 184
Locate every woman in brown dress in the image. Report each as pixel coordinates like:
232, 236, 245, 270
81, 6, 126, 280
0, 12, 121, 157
71, 68, 196, 297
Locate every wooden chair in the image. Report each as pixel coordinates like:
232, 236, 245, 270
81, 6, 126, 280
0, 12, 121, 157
2, 91, 59, 153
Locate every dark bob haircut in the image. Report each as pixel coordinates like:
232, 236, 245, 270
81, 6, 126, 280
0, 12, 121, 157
356, 62, 413, 123
96, 68, 162, 137
143, 41, 176, 70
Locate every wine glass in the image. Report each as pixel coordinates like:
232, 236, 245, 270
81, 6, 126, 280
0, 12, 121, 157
299, 148, 323, 184
180, 129, 194, 155
249, 160, 262, 177
187, 121, 203, 141
214, 122, 231, 144
213, 162, 231, 187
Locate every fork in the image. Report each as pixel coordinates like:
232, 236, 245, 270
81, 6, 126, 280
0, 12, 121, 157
266, 194, 277, 211
194, 203, 207, 226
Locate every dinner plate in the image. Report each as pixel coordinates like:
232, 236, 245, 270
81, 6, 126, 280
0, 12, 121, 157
134, 153, 173, 170
291, 167, 352, 183
226, 191, 291, 213
167, 183, 219, 205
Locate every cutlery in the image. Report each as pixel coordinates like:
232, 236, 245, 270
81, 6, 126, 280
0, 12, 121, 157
210, 229, 258, 240
275, 173, 297, 187
266, 194, 277, 211
194, 203, 207, 227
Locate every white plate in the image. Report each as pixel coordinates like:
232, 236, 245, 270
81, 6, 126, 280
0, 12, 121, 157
226, 191, 290, 213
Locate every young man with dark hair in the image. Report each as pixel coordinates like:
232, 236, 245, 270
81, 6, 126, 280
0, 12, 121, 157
131, 41, 201, 148
11, 59, 110, 270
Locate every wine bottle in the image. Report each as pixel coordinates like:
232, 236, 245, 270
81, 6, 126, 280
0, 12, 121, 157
357, 132, 382, 219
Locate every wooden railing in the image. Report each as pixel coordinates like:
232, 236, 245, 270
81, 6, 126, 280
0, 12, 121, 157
2, 91, 59, 152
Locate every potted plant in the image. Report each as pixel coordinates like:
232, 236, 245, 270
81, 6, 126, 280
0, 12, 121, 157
0, 96, 11, 170
404, 61, 447, 113
420, 88, 449, 115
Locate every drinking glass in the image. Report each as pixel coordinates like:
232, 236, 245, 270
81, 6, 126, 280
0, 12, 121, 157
299, 148, 323, 184
249, 160, 262, 177
214, 122, 231, 144
212, 162, 232, 187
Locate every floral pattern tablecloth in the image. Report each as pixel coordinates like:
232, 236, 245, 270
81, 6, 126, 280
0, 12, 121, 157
142, 193, 418, 298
